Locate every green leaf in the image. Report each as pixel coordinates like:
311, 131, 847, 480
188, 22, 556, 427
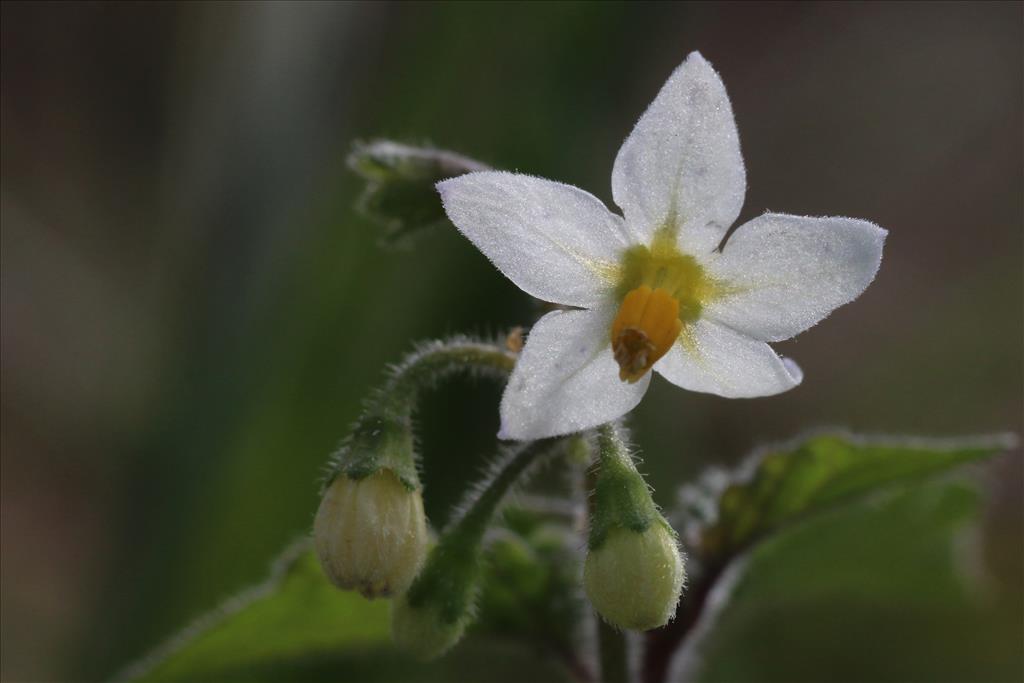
688, 432, 1015, 561
644, 432, 1016, 683
117, 541, 387, 682
688, 478, 1022, 683
119, 540, 569, 683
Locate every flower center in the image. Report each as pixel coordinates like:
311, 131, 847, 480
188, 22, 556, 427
607, 228, 734, 383
610, 286, 683, 383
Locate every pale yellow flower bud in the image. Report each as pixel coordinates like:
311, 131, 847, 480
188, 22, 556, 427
584, 523, 684, 631
313, 469, 428, 599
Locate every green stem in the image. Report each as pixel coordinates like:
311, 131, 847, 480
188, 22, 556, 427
589, 423, 660, 550
588, 425, 633, 683
325, 338, 516, 486
376, 337, 516, 418
403, 439, 555, 621
598, 618, 630, 683
450, 439, 553, 542
596, 423, 635, 471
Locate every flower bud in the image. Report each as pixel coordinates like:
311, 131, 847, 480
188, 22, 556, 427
313, 468, 428, 599
390, 594, 468, 661
348, 140, 488, 245
584, 522, 684, 631
585, 424, 686, 630
390, 538, 479, 660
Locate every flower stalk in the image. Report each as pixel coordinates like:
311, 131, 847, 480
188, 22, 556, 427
315, 338, 516, 598
597, 617, 630, 683
323, 337, 517, 488
392, 439, 555, 659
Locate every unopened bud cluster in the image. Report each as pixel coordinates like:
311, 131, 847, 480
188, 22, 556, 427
311, 339, 687, 668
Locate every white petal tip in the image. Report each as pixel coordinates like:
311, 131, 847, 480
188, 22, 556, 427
781, 357, 804, 385
434, 176, 458, 194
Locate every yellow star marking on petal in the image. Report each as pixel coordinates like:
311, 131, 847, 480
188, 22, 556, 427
615, 228, 734, 322
611, 286, 683, 383
609, 228, 743, 382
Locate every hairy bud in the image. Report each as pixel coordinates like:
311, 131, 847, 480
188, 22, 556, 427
391, 592, 469, 661
584, 523, 684, 630
585, 424, 685, 630
314, 468, 428, 599
349, 140, 488, 245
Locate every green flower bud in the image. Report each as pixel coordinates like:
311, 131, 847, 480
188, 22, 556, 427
313, 468, 428, 599
390, 591, 469, 661
348, 140, 488, 245
390, 443, 551, 659
389, 528, 480, 660
584, 424, 686, 631
584, 522, 684, 631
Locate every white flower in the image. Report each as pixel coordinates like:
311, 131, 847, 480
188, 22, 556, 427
438, 52, 886, 441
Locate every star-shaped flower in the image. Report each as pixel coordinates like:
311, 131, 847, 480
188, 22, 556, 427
438, 52, 886, 441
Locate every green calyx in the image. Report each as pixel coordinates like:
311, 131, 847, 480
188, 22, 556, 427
330, 414, 419, 492
588, 425, 664, 550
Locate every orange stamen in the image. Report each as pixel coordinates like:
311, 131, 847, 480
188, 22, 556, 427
610, 286, 683, 383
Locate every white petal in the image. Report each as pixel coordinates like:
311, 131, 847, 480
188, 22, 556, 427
704, 214, 887, 342
438, 171, 629, 307
499, 307, 650, 440
654, 319, 802, 398
611, 52, 746, 255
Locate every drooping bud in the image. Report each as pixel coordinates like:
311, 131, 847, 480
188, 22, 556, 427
584, 424, 685, 631
314, 412, 426, 599
390, 550, 475, 660
584, 522, 683, 631
348, 140, 488, 245
392, 442, 550, 659
314, 468, 428, 599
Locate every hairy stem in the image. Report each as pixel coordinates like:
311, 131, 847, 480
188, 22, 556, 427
450, 439, 552, 542
325, 337, 515, 486
376, 337, 516, 418
598, 618, 630, 683
403, 439, 556, 626
588, 424, 633, 683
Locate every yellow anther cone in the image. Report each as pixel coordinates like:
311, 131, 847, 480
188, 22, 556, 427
611, 286, 682, 383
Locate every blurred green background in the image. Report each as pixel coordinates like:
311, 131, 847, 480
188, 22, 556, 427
1, 2, 1021, 681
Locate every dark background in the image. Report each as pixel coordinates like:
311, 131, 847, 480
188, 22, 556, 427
2, 2, 1021, 681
